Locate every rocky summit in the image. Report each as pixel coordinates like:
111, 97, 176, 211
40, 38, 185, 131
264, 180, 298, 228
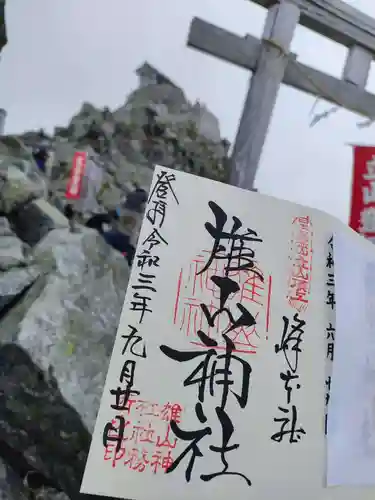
0, 59, 231, 499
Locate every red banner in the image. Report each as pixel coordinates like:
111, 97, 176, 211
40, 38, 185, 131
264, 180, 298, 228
349, 146, 375, 241
65, 151, 87, 200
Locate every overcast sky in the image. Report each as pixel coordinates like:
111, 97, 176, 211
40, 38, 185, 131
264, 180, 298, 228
1, 0, 375, 223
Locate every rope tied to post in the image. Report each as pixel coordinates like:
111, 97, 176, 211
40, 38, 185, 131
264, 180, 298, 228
262, 36, 375, 127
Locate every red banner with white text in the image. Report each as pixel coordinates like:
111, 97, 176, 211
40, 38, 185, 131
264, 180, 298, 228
349, 146, 375, 243
65, 151, 87, 200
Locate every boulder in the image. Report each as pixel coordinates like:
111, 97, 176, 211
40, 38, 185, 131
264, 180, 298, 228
0, 234, 26, 270
33, 199, 70, 228
0, 136, 47, 187
190, 101, 221, 143
0, 456, 28, 500
0, 216, 11, 236
0, 454, 70, 499
0, 228, 129, 433
121, 83, 188, 115
34, 489, 70, 500
0, 343, 94, 498
0, 265, 40, 316
68, 102, 104, 141
52, 141, 77, 168
0, 136, 32, 162
0, 165, 45, 214
0, 215, 27, 271
113, 154, 153, 190
115, 137, 148, 165
7, 199, 69, 247
96, 180, 123, 210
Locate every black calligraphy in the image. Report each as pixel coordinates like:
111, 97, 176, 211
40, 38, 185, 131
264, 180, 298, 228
103, 169, 179, 455
197, 201, 263, 278
271, 313, 306, 443
130, 172, 178, 323
104, 324, 146, 451
324, 235, 335, 435
160, 201, 263, 485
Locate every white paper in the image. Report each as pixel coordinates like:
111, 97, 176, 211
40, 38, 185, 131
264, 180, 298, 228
80, 166, 375, 500
327, 229, 375, 486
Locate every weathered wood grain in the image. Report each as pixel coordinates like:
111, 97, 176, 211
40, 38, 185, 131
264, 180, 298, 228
250, 0, 375, 56
188, 17, 375, 119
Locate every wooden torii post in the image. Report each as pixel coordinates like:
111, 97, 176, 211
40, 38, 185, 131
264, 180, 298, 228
187, 0, 375, 191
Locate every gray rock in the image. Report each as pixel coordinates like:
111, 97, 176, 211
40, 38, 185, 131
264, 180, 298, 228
0, 234, 25, 270
189, 101, 221, 143
0, 136, 47, 189
34, 488, 70, 499
0, 457, 28, 500
68, 103, 104, 141
116, 138, 148, 164
18, 133, 52, 155
0, 166, 45, 214
120, 83, 187, 116
0, 216, 11, 235
113, 154, 153, 191
7, 199, 68, 246
0, 136, 31, 162
97, 181, 123, 210
0, 343, 119, 499
1, 228, 129, 433
0, 266, 40, 315
52, 141, 77, 167
0, 216, 27, 270
0, 343, 93, 498
33, 199, 70, 228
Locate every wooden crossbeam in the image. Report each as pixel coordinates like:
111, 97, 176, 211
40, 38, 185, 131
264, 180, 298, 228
188, 17, 375, 120
187, 0, 375, 191
250, 0, 375, 56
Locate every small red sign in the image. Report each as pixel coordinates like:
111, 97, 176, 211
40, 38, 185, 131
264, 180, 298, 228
65, 151, 87, 200
349, 146, 375, 242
